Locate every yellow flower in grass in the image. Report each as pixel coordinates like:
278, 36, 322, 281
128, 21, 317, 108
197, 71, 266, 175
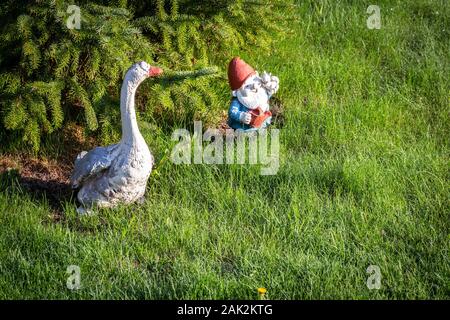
258, 287, 267, 299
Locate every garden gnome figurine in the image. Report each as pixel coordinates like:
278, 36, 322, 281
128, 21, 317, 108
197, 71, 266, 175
227, 57, 280, 130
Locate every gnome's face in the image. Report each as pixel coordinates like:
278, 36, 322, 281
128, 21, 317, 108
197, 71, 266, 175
234, 74, 270, 111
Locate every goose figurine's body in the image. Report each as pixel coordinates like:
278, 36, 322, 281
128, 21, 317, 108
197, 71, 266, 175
71, 61, 163, 214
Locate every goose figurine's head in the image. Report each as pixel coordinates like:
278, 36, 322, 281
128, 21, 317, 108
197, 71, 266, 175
125, 61, 163, 88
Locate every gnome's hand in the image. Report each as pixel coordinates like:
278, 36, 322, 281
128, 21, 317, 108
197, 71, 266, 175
260, 71, 280, 96
239, 112, 252, 125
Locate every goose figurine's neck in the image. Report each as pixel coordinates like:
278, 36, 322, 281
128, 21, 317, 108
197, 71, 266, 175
120, 79, 142, 143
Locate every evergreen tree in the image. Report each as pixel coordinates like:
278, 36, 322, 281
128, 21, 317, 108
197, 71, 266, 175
0, 0, 284, 152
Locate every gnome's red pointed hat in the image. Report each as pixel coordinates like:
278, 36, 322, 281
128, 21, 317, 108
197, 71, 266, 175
228, 57, 256, 90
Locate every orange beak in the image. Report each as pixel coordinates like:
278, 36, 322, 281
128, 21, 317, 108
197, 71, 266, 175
148, 66, 163, 77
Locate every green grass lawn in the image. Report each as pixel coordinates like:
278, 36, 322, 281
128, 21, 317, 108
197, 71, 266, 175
0, 0, 449, 299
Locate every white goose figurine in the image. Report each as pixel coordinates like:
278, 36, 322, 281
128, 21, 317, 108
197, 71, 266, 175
71, 61, 163, 214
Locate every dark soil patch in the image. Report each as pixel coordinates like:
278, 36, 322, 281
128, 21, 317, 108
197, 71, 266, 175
0, 123, 96, 213
270, 96, 286, 127
0, 155, 75, 213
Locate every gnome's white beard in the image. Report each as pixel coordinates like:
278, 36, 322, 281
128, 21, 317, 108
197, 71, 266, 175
234, 75, 270, 112
237, 90, 270, 112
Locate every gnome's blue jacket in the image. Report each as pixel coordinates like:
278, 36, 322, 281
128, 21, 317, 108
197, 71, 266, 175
228, 98, 271, 130
227, 98, 253, 130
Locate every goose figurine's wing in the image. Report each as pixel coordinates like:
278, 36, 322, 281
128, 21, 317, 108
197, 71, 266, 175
70, 144, 119, 188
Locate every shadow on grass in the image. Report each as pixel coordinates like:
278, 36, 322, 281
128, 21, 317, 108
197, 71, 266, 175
0, 168, 76, 218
